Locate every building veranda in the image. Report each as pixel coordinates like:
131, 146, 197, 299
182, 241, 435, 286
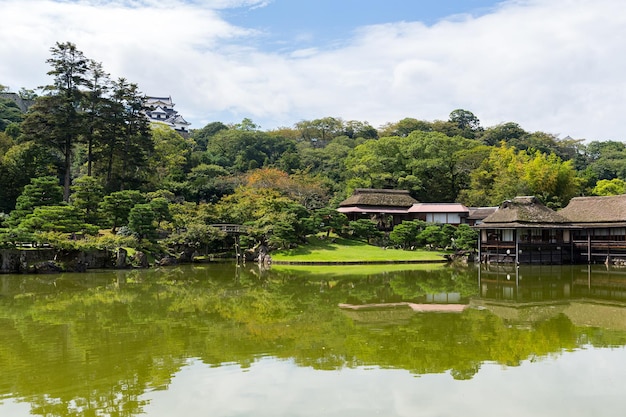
477, 194, 626, 265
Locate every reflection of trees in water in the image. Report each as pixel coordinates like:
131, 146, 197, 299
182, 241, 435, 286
0, 264, 624, 414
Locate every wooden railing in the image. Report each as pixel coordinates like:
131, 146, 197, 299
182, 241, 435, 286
210, 224, 248, 234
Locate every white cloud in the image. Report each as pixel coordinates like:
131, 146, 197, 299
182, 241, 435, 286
1, 0, 625, 140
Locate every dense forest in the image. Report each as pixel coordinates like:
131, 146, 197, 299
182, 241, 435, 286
1, 41, 626, 256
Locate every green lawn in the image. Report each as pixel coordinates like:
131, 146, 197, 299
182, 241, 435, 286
271, 236, 448, 264
270, 263, 448, 277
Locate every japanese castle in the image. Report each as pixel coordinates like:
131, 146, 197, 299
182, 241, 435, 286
143, 96, 191, 134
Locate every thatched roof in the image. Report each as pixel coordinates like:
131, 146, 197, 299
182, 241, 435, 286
559, 194, 626, 223
479, 196, 570, 228
339, 189, 418, 208
468, 207, 498, 220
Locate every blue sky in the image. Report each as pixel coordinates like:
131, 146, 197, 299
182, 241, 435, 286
223, 0, 501, 51
1, 0, 626, 141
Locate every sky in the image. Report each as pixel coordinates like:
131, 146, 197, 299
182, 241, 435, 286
1, 0, 625, 141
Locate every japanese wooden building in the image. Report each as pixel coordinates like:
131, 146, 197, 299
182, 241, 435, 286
337, 189, 418, 230
337, 189, 476, 230
477, 194, 626, 265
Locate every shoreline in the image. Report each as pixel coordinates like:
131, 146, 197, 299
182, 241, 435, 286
270, 259, 448, 265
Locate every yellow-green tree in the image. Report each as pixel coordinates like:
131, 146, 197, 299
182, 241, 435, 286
459, 144, 582, 208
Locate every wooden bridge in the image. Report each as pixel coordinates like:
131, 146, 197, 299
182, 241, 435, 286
211, 224, 248, 235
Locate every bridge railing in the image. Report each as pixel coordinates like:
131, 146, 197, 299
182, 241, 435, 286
210, 224, 248, 234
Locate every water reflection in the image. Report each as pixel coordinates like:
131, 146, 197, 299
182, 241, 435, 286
0, 263, 624, 416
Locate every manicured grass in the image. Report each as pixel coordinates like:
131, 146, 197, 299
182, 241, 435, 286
271, 263, 448, 277
271, 236, 448, 264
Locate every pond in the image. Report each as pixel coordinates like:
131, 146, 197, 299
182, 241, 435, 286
0, 262, 625, 416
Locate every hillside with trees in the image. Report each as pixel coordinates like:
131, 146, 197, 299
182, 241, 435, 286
1, 41, 624, 265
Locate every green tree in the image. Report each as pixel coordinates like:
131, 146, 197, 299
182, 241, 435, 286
459, 144, 581, 208
183, 163, 232, 203
190, 121, 228, 152
592, 178, 626, 196
581, 140, 626, 183
7, 175, 64, 227
148, 125, 195, 187
453, 224, 478, 251
389, 220, 424, 249
82, 59, 111, 176
0, 97, 24, 130
378, 117, 432, 137
295, 117, 344, 144
127, 203, 156, 240
313, 207, 348, 237
70, 175, 104, 224
148, 197, 172, 227
448, 109, 482, 139
18, 205, 98, 235
0, 141, 61, 213
206, 126, 297, 172
418, 224, 444, 249
480, 122, 527, 146
101, 78, 152, 192
343, 120, 378, 140
163, 222, 226, 255
99, 190, 145, 232
346, 219, 381, 243
21, 42, 90, 201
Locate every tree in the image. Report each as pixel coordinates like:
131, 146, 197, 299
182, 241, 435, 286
190, 121, 228, 152
70, 175, 104, 224
378, 117, 432, 137
295, 117, 344, 144
99, 190, 145, 232
183, 163, 232, 203
82, 59, 111, 176
592, 178, 626, 196
0, 141, 61, 213
205, 127, 297, 172
480, 122, 527, 146
0, 97, 24, 130
346, 219, 381, 243
453, 224, 478, 251
343, 120, 378, 140
418, 225, 444, 249
18, 205, 98, 235
23, 42, 90, 201
581, 140, 626, 183
458, 144, 582, 208
147, 125, 194, 187
389, 220, 424, 249
312, 207, 348, 237
7, 175, 64, 227
148, 197, 172, 227
163, 222, 226, 255
128, 203, 156, 240
448, 109, 482, 138
101, 78, 152, 192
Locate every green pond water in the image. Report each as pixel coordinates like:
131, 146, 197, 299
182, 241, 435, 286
0, 262, 625, 416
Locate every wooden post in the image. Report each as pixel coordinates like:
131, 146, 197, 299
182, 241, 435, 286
235, 234, 241, 265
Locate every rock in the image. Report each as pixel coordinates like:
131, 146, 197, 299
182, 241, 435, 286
33, 261, 63, 274
134, 251, 150, 268
116, 248, 129, 269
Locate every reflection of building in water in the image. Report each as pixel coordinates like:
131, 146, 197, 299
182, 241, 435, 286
477, 265, 626, 303
474, 265, 626, 331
